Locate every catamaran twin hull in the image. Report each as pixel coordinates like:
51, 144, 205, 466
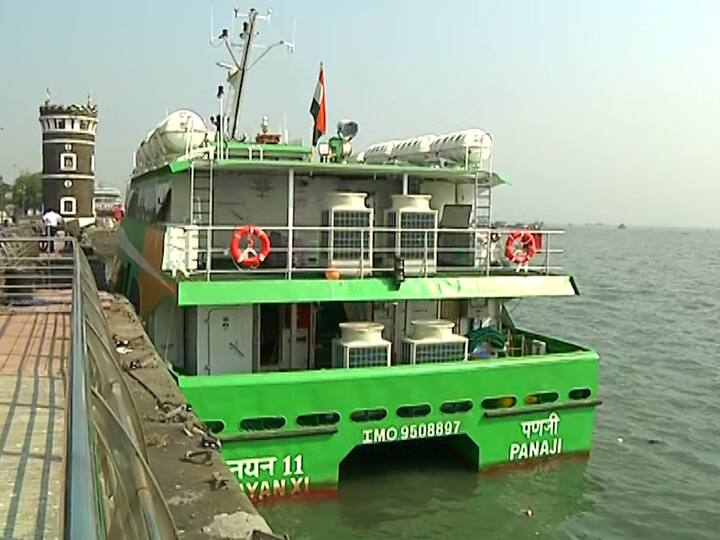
179, 343, 599, 501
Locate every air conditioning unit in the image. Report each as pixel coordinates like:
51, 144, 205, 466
332, 322, 391, 368
322, 192, 373, 276
384, 194, 438, 276
402, 319, 468, 364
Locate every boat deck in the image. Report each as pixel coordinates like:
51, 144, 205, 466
0, 304, 69, 539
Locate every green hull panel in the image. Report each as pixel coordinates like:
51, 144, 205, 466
179, 346, 599, 502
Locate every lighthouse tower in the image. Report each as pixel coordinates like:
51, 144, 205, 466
38, 97, 98, 226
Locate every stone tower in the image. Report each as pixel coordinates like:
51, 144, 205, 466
38, 98, 98, 226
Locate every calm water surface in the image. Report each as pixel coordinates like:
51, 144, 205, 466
263, 227, 720, 539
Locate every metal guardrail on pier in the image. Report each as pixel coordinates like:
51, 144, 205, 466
164, 224, 565, 280
0, 234, 177, 540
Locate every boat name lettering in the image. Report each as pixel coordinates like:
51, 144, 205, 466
238, 477, 310, 501
226, 456, 276, 479
227, 454, 309, 501
361, 420, 461, 445
520, 412, 560, 439
510, 412, 563, 461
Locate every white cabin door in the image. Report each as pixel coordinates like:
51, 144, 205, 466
207, 307, 253, 374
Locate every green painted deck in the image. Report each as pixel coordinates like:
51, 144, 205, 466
0, 306, 68, 540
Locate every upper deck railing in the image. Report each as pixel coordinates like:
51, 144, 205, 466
0, 232, 177, 539
163, 223, 565, 281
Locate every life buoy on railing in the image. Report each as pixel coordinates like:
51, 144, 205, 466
504, 230, 537, 265
229, 225, 271, 269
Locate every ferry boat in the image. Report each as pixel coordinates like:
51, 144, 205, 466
93, 185, 124, 221
115, 8, 600, 502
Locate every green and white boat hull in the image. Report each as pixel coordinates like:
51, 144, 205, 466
180, 338, 599, 501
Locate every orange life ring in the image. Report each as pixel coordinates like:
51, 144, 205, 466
504, 230, 536, 265
230, 225, 271, 269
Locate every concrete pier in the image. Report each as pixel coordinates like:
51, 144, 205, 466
102, 295, 276, 539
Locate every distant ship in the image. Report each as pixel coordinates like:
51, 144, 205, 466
618, 223, 626, 230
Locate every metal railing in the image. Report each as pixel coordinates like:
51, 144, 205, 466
0, 234, 178, 539
164, 223, 565, 280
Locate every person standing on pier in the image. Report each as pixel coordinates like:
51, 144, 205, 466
42, 208, 62, 253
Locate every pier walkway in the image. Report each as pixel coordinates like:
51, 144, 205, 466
0, 304, 68, 539
0, 236, 178, 540
0, 235, 276, 539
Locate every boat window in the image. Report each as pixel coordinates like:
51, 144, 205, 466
296, 412, 340, 427
205, 420, 225, 434
239, 416, 286, 431
397, 404, 431, 418
440, 399, 473, 414
126, 188, 140, 218
481, 396, 516, 410
350, 408, 388, 423
568, 388, 592, 400
524, 391, 559, 405
156, 186, 172, 222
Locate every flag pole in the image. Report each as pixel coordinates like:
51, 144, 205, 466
310, 61, 327, 161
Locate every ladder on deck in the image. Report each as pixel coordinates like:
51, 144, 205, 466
473, 173, 493, 269
190, 158, 214, 273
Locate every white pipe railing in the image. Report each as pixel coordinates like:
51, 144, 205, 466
160, 223, 565, 280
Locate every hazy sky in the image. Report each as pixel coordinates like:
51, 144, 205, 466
1, 0, 719, 226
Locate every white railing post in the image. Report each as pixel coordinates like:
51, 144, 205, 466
287, 169, 295, 279
544, 233, 550, 275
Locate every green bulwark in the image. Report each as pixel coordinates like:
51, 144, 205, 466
180, 338, 600, 502
178, 276, 579, 306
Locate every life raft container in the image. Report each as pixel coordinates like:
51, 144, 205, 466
504, 230, 537, 265
229, 225, 271, 269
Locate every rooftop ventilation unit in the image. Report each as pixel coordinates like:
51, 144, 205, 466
384, 195, 438, 276
402, 319, 468, 364
322, 192, 373, 276
332, 322, 391, 368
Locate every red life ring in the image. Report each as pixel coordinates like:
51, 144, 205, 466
229, 225, 271, 269
504, 230, 537, 265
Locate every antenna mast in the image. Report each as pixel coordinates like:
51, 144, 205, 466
229, 8, 258, 140
212, 7, 294, 141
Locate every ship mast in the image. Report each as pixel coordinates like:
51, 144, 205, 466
228, 8, 259, 140
214, 7, 294, 141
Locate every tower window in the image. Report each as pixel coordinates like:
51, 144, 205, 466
60, 197, 77, 215
57, 119, 66, 130
80, 120, 89, 131
60, 153, 77, 171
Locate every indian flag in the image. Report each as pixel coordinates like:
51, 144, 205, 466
310, 63, 327, 146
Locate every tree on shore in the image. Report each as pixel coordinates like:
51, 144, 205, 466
11, 171, 42, 216
0, 180, 11, 216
